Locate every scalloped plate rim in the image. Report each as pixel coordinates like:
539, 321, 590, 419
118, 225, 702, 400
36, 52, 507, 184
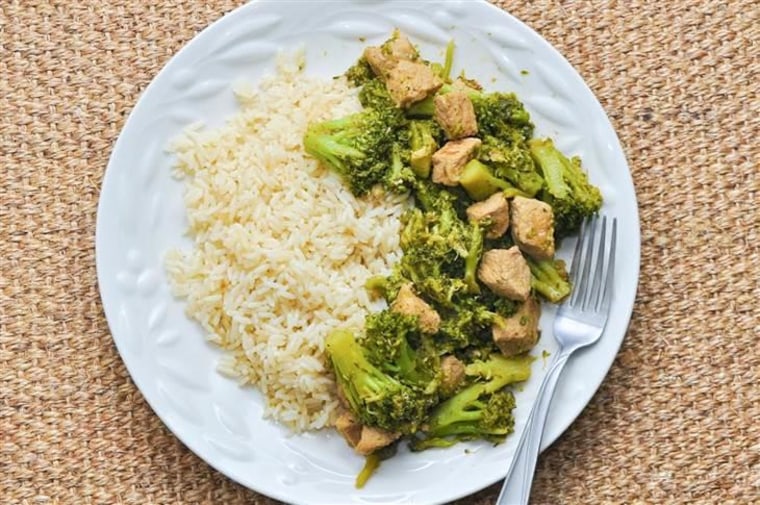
96, 1, 641, 504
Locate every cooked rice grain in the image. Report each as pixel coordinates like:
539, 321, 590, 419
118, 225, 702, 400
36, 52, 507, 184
165, 54, 408, 431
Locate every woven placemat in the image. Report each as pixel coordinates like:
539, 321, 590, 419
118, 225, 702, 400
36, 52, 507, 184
1, 1, 758, 503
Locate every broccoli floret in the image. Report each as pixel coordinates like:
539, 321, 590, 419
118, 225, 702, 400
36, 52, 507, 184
479, 135, 544, 197
325, 329, 433, 434
304, 108, 406, 195
396, 207, 468, 305
527, 256, 571, 303
436, 302, 493, 353
459, 159, 528, 201
434, 290, 517, 354
529, 138, 603, 238
363, 310, 440, 392
345, 57, 375, 87
383, 143, 416, 193
471, 91, 534, 141
410, 353, 533, 450
396, 182, 484, 299
358, 77, 399, 112
409, 120, 441, 178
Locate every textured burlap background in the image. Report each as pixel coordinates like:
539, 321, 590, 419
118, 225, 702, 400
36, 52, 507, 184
2, 0, 758, 504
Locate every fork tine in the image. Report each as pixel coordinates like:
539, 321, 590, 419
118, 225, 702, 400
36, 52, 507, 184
570, 215, 597, 306
585, 216, 607, 310
568, 219, 587, 285
599, 217, 617, 312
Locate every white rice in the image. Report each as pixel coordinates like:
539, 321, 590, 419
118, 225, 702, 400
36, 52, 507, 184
165, 54, 408, 431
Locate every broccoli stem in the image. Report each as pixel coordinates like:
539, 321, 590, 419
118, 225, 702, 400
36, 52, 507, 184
463, 223, 483, 294
459, 159, 528, 201
526, 256, 571, 303
442, 40, 455, 81
355, 453, 381, 489
528, 138, 570, 199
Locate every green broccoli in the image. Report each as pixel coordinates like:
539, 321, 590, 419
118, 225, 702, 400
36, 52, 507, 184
344, 57, 374, 87
478, 135, 544, 197
325, 329, 433, 434
363, 310, 440, 392
435, 290, 518, 354
396, 207, 468, 305
358, 77, 399, 112
397, 182, 484, 298
462, 221, 484, 294
529, 138, 602, 238
471, 91, 534, 141
410, 353, 533, 450
527, 256, 571, 303
303, 108, 406, 195
409, 120, 441, 178
383, 144, 416, 193
459, 159, 528, 201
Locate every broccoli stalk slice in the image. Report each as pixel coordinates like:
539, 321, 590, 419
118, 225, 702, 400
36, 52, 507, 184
409, 121, 438, 178
459, 159, 528, 201
355, 453, 381, 489
526, 256, 571, 303
355, 442, 398, 489
463, 223, 483, 294
442, 40, 455, 81
529, 138, 570, 199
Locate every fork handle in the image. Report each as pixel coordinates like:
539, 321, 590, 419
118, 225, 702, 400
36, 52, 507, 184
496, 349, 572, 505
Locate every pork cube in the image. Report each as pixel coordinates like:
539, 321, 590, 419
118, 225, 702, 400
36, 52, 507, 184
466, 192, 510, 239
440, 355, 466, 393
477, 246, 531, 301
510, 196, 555, 260
335, 409, 362, 448
431, 137, 482, 186
492, 297, 541, 356
336, 409, 401, 455
391, 283, 441, 334
386, 31, 418, 60
363, 46, 397, 78
355, 425, 401, 455
386, 60, 443, 108
434, 91, 478, 139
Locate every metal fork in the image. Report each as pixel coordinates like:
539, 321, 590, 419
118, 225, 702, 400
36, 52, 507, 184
496, 215, 618, 505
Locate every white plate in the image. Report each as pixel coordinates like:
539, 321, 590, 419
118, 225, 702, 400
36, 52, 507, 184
96, 1, 640, 503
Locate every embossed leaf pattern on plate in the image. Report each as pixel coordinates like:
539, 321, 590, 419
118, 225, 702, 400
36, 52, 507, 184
96, 1, 639, 504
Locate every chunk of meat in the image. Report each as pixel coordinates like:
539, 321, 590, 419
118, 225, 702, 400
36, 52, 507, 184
434, 91, 478, 140
386, 60, 443, 108
335, 409, 363, 448
363, 46, 397, 79
335, 409, 400, 455
492, 297, 541, 356
440, 355, 466, 393
391, 283, 441, 334
386, 32, 418, 60
431, 137, 482, 186
510, 196, 556, 260
355, 425, 401, 456
466, 192, 510, 239
477, 246, 531, 301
